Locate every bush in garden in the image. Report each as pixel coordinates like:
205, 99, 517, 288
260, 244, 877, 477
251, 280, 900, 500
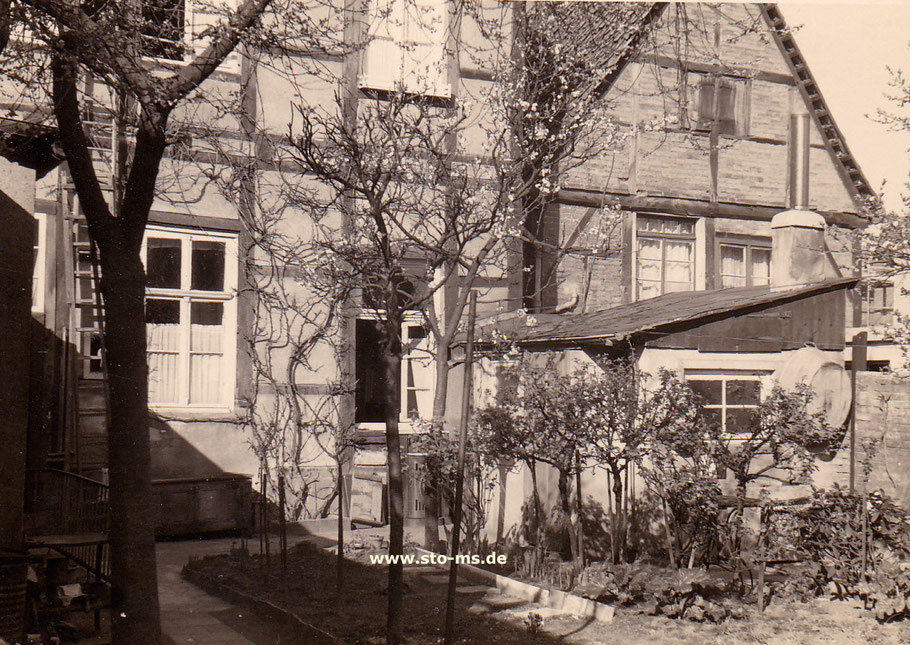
770, 486, 910, 585
768, 486, 910, 619
409, 424, 497, 554
854, 561, 910, 622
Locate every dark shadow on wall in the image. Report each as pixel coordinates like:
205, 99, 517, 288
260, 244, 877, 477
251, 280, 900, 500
148, 415, 229, 480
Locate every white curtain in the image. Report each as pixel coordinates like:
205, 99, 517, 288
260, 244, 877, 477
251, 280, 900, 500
720, 245, 746, 288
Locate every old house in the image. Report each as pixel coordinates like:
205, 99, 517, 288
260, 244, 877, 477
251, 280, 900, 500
4, 1, 879, 544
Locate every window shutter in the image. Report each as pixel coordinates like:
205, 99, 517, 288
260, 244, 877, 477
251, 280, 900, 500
696, 78, 736, 135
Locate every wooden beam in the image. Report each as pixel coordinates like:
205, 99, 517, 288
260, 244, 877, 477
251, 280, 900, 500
556, 188, 868, 229
640, 54, 796, 86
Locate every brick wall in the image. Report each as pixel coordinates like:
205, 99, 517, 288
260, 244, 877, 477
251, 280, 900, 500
818, 373, 910, 509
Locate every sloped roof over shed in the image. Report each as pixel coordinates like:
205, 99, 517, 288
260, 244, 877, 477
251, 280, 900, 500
474, 277, 858, 349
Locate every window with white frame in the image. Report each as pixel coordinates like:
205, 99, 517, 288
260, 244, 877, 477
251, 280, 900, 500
32, 212, 46, 314
354, 314, 433, 425
686, 372, 764, 435
360, 0, 450, 97
142, 227, 238, 408
717, 236, 771, 288
636, 214, 696, 300
858, 280, 894, 327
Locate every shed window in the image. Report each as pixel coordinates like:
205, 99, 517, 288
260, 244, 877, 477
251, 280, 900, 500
687, 372, 763, 435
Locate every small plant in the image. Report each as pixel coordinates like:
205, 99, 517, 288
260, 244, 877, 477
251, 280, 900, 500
769, 487, 910, 588
854, 562, 910, 622
573, 563, 736, 622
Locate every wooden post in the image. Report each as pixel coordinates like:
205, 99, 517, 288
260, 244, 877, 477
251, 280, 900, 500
336, 457, 345, 594
443, 292, 477, 645
278, 474, 287, 592
262, 471, 270, 577
849, 332, 867, 493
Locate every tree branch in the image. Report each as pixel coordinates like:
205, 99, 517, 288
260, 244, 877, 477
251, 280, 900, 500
51, 53, 116, 239
160, 0, 274, 105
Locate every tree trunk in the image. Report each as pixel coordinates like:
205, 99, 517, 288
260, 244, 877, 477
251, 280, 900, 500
557, 470, 576, 563
574, 454, 585, 569
382, 326, 404, 644
611, 466, 624, 564
661, 497, 677, 569
424, 340, 451, 552
529, 461, 543, 546
496, 462, 509, 545
98, 247, 162, 645
336, 456, 345, 595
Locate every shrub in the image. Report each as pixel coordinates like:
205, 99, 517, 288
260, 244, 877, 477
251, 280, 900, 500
768, 486, 910, 620
769, 486, 910, 588
573, 563, 739, 622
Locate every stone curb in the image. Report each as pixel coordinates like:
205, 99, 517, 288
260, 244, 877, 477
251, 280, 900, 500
410, 547, 614, 623
181, 562, 341, 644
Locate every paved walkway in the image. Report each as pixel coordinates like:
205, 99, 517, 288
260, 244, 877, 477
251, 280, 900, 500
155, 524, 525, 644
157, 537, 299, 645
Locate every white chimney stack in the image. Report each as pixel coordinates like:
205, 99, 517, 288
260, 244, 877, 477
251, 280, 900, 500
771, 109, 831, 288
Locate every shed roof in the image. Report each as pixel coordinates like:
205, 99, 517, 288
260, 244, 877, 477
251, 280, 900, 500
474, 278, 858, 349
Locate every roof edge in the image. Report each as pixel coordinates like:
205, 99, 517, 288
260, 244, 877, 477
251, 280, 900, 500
760, 4, 874, 202
499, 277, 859, 348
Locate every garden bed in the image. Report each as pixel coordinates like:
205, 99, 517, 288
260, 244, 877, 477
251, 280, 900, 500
182, 540, 568, 643
182, 539, 910, 643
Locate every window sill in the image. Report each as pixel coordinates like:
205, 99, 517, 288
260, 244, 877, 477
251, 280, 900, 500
355, 421, 422, 434
357, 84, 454, 106
150, 407, 241, 423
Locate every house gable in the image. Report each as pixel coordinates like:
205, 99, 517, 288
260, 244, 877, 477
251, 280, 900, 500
539, 3, 872, 314
564, 2, 867, 215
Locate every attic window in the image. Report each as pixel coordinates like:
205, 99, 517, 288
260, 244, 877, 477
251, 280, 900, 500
696, 78, 736, 135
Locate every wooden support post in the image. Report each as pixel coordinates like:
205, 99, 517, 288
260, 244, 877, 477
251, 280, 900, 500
278, 474, 288, 593
443, 292, 477, 645
849, 332, 867, 493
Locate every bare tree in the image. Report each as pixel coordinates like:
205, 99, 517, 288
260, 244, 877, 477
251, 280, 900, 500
0, 2, 279, 640
222, 3, 651, 639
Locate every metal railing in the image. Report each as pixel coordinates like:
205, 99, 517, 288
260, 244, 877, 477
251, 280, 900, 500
24, 469, 111, 581
25, 469, 110, 537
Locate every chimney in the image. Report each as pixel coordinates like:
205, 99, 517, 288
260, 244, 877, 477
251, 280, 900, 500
770, 109, 830, 288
